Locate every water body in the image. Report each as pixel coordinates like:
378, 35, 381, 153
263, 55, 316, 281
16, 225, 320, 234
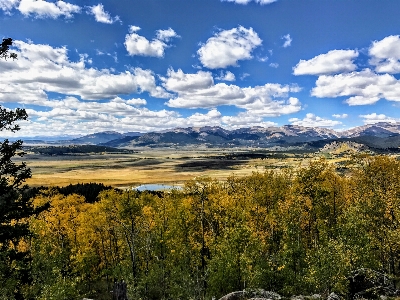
134, 184, 182, 192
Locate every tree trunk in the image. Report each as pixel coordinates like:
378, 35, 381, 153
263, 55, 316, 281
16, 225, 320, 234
112, 280, 128, 300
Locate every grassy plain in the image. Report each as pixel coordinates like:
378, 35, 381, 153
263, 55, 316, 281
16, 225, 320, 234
18, 147, 349, 188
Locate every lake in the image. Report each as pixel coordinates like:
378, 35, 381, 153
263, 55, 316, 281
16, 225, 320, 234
134, 184, 183, 191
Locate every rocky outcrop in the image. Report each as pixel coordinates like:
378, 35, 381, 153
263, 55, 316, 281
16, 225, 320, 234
290, 295, 322, 300
348, 268, 397, 299
327, 292, 341, 300
219, 291, 330, 300
218, 289, 281, 300
213, 269, 400, 300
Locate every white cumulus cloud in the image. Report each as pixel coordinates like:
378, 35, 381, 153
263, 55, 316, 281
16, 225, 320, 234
187, 109, 222, 127
282, 34, 292, 48
156, 28, 179, 41
359, 113, 399, 124
125, 97, 147, 106
0, 40, 170, 103
162, 68, 214, 92
293, 49, 359, 75
222, 112, 277, 129
18, 0, 80, 18
197, 26, 262, 69
332, 114, 348, 119
124, 26, 179, 57
289, 113, 342, 128
216, 71, 236, 81
0, 0, 19, 12
311, 69, 400, 105
163, 69, 301, 117
87, 3, 119, 24
369, 35, 400, 74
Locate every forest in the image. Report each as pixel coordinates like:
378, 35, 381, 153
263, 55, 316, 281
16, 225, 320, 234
2, 154, 400, 299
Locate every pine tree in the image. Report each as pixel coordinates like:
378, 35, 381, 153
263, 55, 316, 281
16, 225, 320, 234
0, 107, 31, 246
0, 38, 32, 299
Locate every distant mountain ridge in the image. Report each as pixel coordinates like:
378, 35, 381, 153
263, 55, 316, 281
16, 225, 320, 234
71, 131, 126, 145
342, 122, 400, 138
12, 122, 400, 150
99, 122, 400, 149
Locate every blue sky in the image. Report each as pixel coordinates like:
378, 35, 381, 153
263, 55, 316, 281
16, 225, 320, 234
1, 0, 400, 137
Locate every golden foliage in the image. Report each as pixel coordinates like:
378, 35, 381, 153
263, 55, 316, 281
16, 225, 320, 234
22, 155, 400, 299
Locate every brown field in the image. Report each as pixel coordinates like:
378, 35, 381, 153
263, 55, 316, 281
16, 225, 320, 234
18, 147, 350, 188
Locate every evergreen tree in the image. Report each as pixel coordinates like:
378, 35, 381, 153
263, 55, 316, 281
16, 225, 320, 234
0, 38, 32, 299
0, 37, 30, 246
0, 107, 32, 300
0, 37, 17, 60
0, 106, 31, 245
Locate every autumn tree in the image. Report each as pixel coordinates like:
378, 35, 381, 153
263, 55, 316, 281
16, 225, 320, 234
29, 192, 89, 299
276, 159, 350, 295
342, 155, 400, 275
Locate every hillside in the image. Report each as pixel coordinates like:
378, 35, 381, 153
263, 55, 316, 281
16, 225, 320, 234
287, 136, 400, 155
71, 131, 126, 144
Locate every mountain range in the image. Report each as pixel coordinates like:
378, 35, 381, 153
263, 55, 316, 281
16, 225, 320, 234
13, 122, 400, 151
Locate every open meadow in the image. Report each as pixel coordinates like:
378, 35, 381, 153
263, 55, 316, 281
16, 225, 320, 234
18, 147, 355, 188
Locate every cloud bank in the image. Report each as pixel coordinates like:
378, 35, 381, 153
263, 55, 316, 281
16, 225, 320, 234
294, 36, 400, 107
0, 40, 298, 136
163, 69, 301, 117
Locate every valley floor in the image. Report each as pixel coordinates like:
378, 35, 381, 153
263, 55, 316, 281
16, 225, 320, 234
18, 147, 362, 188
